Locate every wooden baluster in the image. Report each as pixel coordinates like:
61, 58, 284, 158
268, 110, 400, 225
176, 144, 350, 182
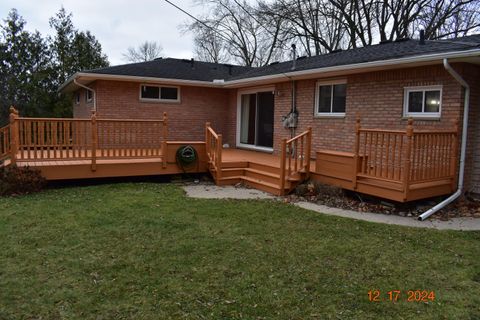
280, 138, 287, 195
17, 120, 23, 160
433, 134, 437, 178
33, 121, 37, 160
379, 133, 384, 178
305, 127, 312, 177
353, 117, 361, 189
91, 111, 98, 171
25, 120, 30, 160
162, 112, 168, 168
287, 142, 292, 177
300, 134, 304, 169
216, 134, 222, 181
403, 118, 414, 200
373, 132, 379, 177
391, 134, 397, 180
450, 120, 460, 188
385, 133, 391, 179
294, 139, 298, 172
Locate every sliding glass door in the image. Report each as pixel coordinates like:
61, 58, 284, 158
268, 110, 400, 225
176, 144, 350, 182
239, 91, 274, 149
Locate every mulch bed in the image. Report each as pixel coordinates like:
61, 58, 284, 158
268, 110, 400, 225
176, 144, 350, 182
287, 181, 480, 220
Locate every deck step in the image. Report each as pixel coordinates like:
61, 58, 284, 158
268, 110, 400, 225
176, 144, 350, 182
241, 176, 284, 196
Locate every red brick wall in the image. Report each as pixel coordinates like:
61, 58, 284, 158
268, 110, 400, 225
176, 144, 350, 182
461, 64, 480, 194
71, 63, 480, 193
73, 84, 96, 118
90, 80, 231, 142
268, 63, 480, 192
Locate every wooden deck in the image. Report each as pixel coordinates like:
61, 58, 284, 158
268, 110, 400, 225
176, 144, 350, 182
0, 108, 459, 202
206, 123, 312, 195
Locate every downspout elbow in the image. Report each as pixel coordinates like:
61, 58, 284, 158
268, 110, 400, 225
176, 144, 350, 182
73, 78, 97, 112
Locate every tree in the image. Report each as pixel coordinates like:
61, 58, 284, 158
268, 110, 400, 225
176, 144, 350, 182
0, 7, 110, 123
186, 0, 480, 62
187, 0, 287, 66
122, 41, 163, 62
49, 7, 109, 86
0, 9, 50, 123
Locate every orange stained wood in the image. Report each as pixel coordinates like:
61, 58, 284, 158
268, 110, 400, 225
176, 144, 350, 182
1, 107, 460, 202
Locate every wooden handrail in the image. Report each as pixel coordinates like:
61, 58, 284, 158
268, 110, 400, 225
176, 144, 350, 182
6, 108, 169, 168
205, 123, 222, 183
280, 127, 312, 195
354, 117, 458, 200
0, 124, 11, 162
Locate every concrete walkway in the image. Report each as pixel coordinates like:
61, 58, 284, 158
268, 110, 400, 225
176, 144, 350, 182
182, 184, 480, 231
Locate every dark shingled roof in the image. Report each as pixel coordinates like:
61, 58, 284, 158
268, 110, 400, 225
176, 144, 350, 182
83, 34, 480, 83
230, 35, 480, 80
86, 58, 252, 82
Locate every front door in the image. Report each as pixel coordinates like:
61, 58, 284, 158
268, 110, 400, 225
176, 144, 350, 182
239, 91, 274, 149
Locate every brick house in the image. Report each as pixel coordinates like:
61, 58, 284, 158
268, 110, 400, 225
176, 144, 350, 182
60, 34, 480, 195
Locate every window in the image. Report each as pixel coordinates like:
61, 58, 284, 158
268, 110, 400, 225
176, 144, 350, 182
86, 90, 93, 103
75, 92, 80, 105
404, 86, 442, 118
140, 85, 180, 102
315, 80, 347, 116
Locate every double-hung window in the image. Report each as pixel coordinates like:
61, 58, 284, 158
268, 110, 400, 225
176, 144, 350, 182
403, 86, 442, 118
86, 90, 93, 103
140, 85, 180, 102
315, 80, 347, 116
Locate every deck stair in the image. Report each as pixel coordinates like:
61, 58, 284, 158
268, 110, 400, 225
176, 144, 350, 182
208, 159, 308, 196
205, 123, 312, 196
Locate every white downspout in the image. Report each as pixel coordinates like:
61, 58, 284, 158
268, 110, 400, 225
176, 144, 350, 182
73, 78, 97, 112
418, 59, 470, 221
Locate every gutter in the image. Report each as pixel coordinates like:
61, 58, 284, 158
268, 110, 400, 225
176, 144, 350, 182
74, 78, 97, 112
418, 59, 470, 221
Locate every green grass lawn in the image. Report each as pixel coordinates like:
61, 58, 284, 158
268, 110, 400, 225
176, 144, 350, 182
0, 183, 479, 319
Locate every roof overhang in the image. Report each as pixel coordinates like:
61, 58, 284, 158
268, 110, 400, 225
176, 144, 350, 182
59, 73, 223, 93
59, 48, 480, 93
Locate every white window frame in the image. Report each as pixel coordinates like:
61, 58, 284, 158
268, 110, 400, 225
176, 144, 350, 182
314, 79, 347, 117
403, 85, 442, 119
75, 92, 80, 105
139, 84, 181, 103
86, 90, 93, 103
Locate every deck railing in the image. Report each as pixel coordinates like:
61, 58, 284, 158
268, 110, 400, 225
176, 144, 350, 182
280, 127, 312, 194
354, 118, 459, 194
0, 124, 11, 162
8, 107, 168, 169
205, 122, 222, 181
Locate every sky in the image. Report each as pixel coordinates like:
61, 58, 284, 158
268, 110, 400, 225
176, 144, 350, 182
0, 0, 203, 65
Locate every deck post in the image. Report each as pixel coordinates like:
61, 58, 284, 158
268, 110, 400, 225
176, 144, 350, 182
352, 117, 361, 190
216, 134, 222, 181
402, 118, 414, 200
162, 112, 168, 168
90, 111, 97, 171
280, 138, 287, 195
305, 127, 312, 178
450, 119, 460, 189
9, 106, 19, 166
